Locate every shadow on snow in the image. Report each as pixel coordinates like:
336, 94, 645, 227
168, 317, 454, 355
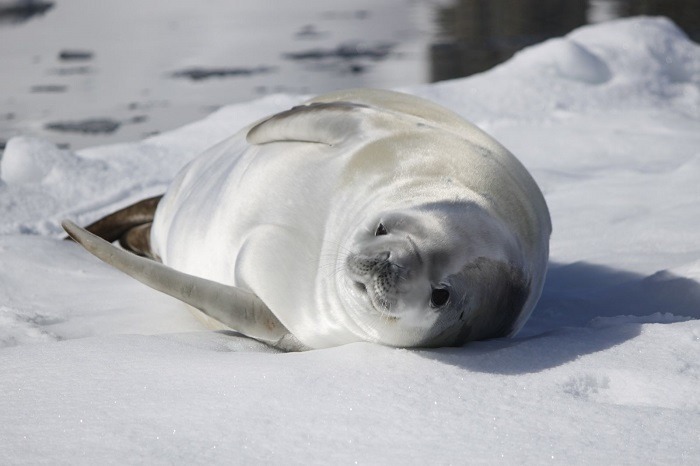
421, 261, 700, 374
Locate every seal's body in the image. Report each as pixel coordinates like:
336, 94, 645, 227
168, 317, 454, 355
65, 89, 551, 350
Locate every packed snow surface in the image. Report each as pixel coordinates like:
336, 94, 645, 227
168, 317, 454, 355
1, 17, 699, 464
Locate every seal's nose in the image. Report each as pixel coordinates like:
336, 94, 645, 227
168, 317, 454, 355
347, 251, 391, 276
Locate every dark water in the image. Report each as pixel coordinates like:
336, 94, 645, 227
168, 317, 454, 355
431, 0, 700, 81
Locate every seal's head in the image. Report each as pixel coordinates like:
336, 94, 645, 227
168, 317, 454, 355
341, 201, 530, 348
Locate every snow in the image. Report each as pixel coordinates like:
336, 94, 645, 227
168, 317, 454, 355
1, 16, 699, 464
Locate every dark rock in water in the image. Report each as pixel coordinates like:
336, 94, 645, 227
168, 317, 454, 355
0, 1, 54, 24
322, 10, 371, 20
58, 50, 94, 61
171, 66, 273, 81
284, 42, 394, 61
283, 48, 327, 60
127, 115, 148, 124
51, 66, 91, 76
45, 118, 121, 135
0, 140, 6, 150
30, 84, 67, 93
127, 100, 169, 111
349, 64, 365, 74
295, 24, 327, 40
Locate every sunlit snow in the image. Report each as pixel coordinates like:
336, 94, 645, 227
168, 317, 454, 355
1, 17, 699, 464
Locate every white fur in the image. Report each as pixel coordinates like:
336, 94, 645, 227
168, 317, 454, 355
151, 89, 551, 349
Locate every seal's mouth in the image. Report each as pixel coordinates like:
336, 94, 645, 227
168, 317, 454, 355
346, 251, 401, 319
350, 278, 398, 321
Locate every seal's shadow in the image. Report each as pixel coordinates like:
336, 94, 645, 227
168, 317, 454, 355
420, 261, 700, 374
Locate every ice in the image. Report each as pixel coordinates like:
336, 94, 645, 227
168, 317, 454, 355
1, 16, 699, 464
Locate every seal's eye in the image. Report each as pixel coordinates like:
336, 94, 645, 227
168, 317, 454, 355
430, 288, 450, 307
375, 223, 388, 236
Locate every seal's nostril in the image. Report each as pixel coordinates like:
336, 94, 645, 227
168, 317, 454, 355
354, 281, 367, 293
378, 251, 390, 261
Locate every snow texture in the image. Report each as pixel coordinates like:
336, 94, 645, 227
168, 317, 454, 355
1, 17, 699, 464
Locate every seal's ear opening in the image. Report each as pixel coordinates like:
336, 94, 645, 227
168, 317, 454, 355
462, 257, 530, 342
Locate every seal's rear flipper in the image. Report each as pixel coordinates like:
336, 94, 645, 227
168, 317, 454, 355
65, 195, 163, 259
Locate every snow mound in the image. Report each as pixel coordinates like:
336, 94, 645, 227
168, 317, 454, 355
518, 37, 612, 84
1, 16, 699, 464
420, 16, 700, 120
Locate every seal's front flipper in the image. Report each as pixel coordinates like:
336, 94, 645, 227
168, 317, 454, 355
246, 101, 372, 146
61, 220, 306, 352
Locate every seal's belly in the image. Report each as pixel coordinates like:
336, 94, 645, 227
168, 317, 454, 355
151, 135, 361, 346
156, 138, 335, 279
